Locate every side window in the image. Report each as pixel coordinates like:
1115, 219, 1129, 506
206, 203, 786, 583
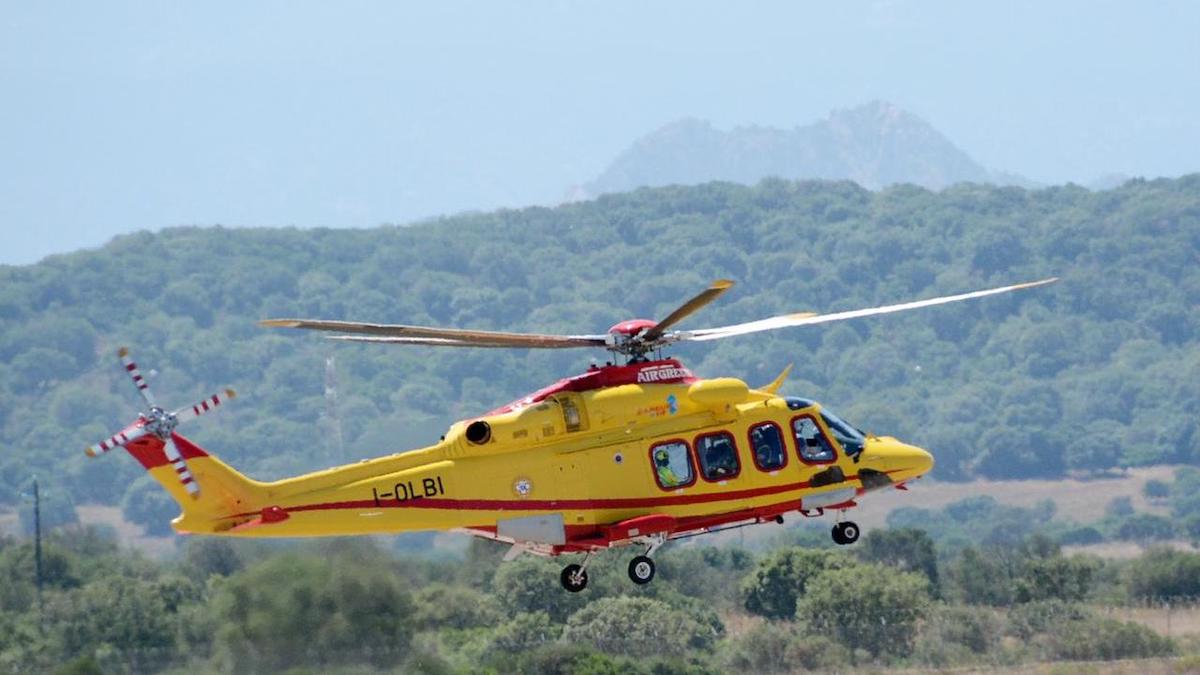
749, 422, 787, 471
696, 432, 740, 481
792, 416, 837, 463
650, 440, 695, 489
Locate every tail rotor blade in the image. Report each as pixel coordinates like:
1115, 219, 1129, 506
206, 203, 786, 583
174, 389, 237, 422
117, 347, 156, 407
163, 437, 200, 498
85, 425, 149, 458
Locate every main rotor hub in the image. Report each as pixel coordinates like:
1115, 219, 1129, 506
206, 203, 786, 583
143, 406, 179, 440
606, 319, 661, 359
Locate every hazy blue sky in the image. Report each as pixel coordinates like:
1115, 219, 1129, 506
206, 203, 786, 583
2, 1, 1197, 265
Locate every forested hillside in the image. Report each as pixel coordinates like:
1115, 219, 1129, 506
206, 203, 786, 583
1, 175, 1197, 519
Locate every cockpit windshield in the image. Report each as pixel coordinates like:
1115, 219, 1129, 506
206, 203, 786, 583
820, 408, 865, 457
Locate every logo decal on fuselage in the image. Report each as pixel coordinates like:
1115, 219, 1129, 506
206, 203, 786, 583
636, 364, 692, 384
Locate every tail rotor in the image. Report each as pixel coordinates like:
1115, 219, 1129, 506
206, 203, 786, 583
85, 347, 236, 498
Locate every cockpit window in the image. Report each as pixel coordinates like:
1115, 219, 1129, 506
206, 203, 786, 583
696, 432, 740, 481
820, 409, 865, 457
749, 422, 787, 471
792, 415, 837, 464
650, 440, 695, 489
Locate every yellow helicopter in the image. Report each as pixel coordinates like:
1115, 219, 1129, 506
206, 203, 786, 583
86, 278, 1054, 591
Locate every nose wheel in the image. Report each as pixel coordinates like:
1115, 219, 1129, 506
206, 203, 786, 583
831, 521, 860, 545
628, 555, 656, 584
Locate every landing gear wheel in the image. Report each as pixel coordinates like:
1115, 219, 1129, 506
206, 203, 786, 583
560, 564, 589, 592
832, 521, 860, 545
628, 555, 656, 585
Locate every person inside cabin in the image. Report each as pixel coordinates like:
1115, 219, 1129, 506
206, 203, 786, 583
793, 417, 836, 462
751, 424, 786, 470
700, 434, 738, 479
655, 448, 681, 486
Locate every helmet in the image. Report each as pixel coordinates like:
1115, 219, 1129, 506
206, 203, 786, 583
654, 449, 670, 466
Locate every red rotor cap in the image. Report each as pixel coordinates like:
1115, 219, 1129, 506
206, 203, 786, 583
608, 319, 657, 336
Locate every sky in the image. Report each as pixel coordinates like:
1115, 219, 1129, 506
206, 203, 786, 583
2, 1, 1197, 265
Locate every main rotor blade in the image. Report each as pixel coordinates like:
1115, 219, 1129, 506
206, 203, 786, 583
261, 318, 606, 349
641, 279, 734, 343
325, 335, 599, 349
117, 347, 156, 407
683, 278, 1058, 341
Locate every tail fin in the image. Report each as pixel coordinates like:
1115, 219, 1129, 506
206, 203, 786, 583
123, 432, 268, 534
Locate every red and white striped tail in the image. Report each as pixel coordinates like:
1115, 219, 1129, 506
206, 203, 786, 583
85, 425, 148, 458
175, 389, 237, 422
117, 347, 156, 407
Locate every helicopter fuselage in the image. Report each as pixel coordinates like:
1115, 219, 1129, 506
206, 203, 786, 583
153, 359, 932, 552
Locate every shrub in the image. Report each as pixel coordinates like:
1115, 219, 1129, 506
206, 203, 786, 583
741, 548, 854, 619
1112, 513, 1176, 542
1128, 548, 1200, 599
413, 583, 502, 630
1143, 479, 1170, 499
923, 604, 1002, 654
491, 557, 588, 622
1043, 616, 1174, 661
489, 611, 561, 654
797, 563, 930, 657
1014, 555, 1097, 603
210, 553, 415, 671
1005, 600, 1092, 640
1105, 496, 1135, 518
562, 597, 723, 659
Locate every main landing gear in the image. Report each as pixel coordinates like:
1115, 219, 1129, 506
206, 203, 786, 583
628, 555, 656, 584
560, 535, 666, 591
831, 520, 860, 545
560, 563, 589, 593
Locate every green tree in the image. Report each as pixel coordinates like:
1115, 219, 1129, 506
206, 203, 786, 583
120, 475, 179, 537
857, 527, 939, 589
1014, 555, 1097, 603
947, 546, 1011, 606
1128, 548, 1200, 600
412, 583, 502, 630
47, 577, 177, 673
719, 620, 848, 673
1112, 513, 1176, 542
797, 563, 930, 658
562, 596, 723, 659
491, 557, 588, 622
1170, 467, 1200, 518
211, 552, 415, 672
741, 548, 853, 619
1143, 478, 1170, 500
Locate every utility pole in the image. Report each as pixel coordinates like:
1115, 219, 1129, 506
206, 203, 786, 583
32, 477, 45, 633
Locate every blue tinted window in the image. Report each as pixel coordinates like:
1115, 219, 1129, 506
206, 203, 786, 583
749, 422, 787, 471
792, 416, 836, 463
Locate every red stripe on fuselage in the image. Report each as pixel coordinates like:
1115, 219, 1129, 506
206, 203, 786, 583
220, 474, 873, 520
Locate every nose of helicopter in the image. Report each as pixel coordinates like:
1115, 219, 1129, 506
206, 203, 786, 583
856, 437, 934, 488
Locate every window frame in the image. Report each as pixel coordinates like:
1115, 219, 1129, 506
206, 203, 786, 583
693, 430, 742, 482
648, 439, 697, 491
790, 413, 839, 466
747, 421, 789, 473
